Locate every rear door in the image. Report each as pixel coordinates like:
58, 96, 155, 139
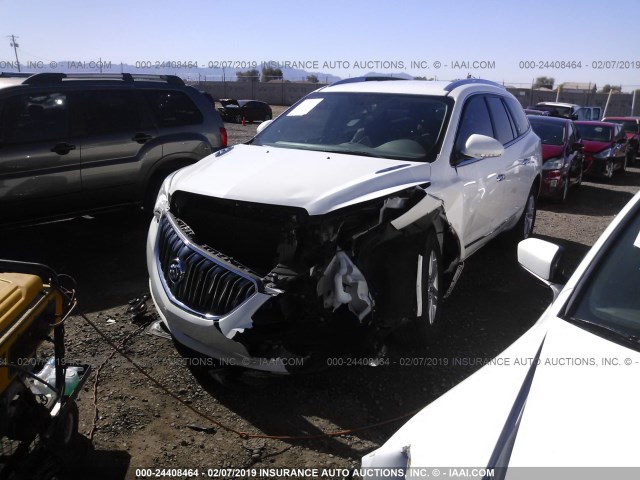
485, 95, 520, 226
0, 89, 82, 221
78, 88, 158, 207
243, 101, 259, 121
501, 95, 538, 221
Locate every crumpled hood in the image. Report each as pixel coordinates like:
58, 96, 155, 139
170, 144, 431, 215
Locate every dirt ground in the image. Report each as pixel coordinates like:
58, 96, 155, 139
1, 108, 639, 479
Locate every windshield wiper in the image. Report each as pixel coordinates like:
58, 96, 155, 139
321, 148, 383, 158
568, 317, 640, 345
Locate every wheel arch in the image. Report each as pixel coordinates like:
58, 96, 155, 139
142, 156, 198, 210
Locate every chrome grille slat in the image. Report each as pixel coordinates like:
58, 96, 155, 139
156, 216, 257, 317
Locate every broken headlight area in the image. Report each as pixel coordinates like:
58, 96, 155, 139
162, 187, 434, 368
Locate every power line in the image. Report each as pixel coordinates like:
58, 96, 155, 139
7, 34, 21, 72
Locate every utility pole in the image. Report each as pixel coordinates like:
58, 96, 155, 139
8, 35, 21, 72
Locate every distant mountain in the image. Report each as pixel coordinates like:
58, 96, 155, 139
18, 62, 422, 84
19, 61, 342, 83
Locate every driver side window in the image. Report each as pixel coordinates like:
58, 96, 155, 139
453, 95, 492, 161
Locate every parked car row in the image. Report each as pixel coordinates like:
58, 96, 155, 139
529, 101, 601, 121
528, 113, 636, 203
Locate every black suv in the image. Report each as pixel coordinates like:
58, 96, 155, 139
0, 73, 226, 225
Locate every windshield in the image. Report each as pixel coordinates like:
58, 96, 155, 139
575, 124, 612, 142
620, 120, 640, 134
252, 92, 451, 162
530, 120, 566, 145
570, 205, 640, 338
605, 119, 639, 134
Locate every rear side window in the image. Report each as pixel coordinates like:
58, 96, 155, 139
0, 92, 68, 143
142, 90, 203, 128
486, 96, 515, 144
503, 95, 530, 136
82, 90, 143, 135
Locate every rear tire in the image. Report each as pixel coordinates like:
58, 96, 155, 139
505, 187, 537, 243
394, 232, 443, 346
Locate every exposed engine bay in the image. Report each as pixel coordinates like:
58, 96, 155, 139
155, 186, 461, 372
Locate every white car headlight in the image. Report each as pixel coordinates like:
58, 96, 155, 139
542, 157, 564, 170
153, 174, 175, 220
593, 147, 613, 159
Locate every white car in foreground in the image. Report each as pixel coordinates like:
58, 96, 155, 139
362, 190, 640, 478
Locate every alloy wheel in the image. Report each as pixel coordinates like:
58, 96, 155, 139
426, 249, 439, 325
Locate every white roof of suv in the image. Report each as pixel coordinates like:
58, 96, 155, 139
321, 78, 506, 98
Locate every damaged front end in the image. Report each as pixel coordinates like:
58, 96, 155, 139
154, 185, 459, 372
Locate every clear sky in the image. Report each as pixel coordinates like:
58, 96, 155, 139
1, 0, 638, 89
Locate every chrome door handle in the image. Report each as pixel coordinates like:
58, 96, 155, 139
497, 174, 506, 182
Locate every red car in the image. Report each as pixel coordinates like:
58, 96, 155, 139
574, 121, 628, 179
528, 115, 584, 201
602, 116, 640, 165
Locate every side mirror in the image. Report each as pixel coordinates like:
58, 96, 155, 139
518, 238, 567, 297
256, 119, 273, 134
460, 134, 504, 159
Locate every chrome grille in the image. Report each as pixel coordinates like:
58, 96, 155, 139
156, 216, 257, 317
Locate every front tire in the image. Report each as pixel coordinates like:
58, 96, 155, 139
575, 164, 583, 187
394, 232, 443, 346
604, 160, 614, 179
560, 176, 569, 203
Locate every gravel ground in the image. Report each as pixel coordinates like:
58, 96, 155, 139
1, 108, 638, 479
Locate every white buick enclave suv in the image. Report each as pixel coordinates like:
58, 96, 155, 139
147, 78, 542, 373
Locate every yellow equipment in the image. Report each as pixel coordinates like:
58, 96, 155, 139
0, 272, 63, 395
0, 261, 89, 479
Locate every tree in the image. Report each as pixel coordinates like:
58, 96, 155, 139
261, 66, 283, 82
533, 76, 555, 89
601, 84, 622, 93
306, 74, 319, 83
236, 69, 259, 82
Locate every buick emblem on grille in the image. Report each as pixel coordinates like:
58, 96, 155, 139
168, 258, 185, 285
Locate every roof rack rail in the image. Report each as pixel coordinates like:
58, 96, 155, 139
21, 73, 185, 86
444, 78, 505, 92
0, 72, 33, 78
331, 76, 407, 86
